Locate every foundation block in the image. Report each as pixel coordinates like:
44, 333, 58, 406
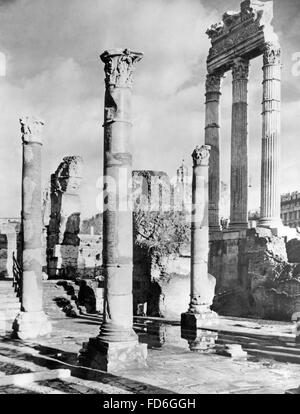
181, 310, 219, 330
12, 311, 52, 340
79, 336, 147, 373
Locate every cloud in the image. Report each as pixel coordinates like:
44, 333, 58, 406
0, 0, 300, 219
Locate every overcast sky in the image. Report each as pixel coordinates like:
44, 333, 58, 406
0, 0, 300, 219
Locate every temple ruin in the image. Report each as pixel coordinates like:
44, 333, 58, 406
0, 0, 300, 395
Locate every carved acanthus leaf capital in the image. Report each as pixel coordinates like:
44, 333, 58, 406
20, 116, 44, 144
100, 48, 143, 88
192, 145, 211, 167
205, 73, 223, 93
263, 42, 281, 65
232, 57, 249, 80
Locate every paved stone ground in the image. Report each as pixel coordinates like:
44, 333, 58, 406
0, 313, 299, 394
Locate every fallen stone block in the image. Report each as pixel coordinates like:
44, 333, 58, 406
216, 344, 247, 359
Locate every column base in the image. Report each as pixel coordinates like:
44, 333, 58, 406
228, 222, 248, 231
181, 309, 219, 330
258, 218, 282, 229
12, 311, 52, 340
181, 327, 218, 353
78, 336, 148, 373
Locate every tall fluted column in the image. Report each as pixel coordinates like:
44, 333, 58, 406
13, 117, 52, 339
259, 42, 282, 228
205, 73, 223, 232
229, 57, 249, 230
80, 49, 147, 372
181, 145, 217, 332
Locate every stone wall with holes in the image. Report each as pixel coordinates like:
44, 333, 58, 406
211, 227, 300, 321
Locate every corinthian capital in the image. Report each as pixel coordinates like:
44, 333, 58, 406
232, 57, 249, 80
20, 116, 44, 144
192, 145, 211, 167
263, 42, 281, 66
100, 48, 143, 88
205, 72, 223, 93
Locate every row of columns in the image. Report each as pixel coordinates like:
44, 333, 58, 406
11, 48, 215, 368
205, 42, 282, 232
11, 42, 282, 368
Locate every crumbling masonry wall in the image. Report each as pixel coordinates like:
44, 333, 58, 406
211, 228, 300, 321
47, 156, 83, 279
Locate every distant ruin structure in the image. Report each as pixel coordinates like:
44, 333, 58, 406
205, 0, 281, 232
47, 156, 83, 279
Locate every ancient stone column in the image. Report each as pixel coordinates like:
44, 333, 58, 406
259, 42, 282, 228
13, 117, 52, 339
181, 145, 217, 331
229, 57, 249, 230
80, 49, 147, 372
205, 73, 223, 233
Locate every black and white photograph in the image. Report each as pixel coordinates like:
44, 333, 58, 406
0, 0, 300, 399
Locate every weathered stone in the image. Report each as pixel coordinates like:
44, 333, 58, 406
47, 156, 83, 279
216, 344, 247, 359
13, 116, 51, 339
82, 48, 147, 371
79, 337, 147, 373
229, 57, 249, 230
181, 145, 218, 330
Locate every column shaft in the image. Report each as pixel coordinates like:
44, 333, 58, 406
181, 145, 217, 331
100, 49, 143, 343
259, 43, 281, 228
229, 58, 249, 230
13, 117, 52, 339
205, 73, 222, 232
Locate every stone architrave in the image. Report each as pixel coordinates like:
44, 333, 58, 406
205, 73, 223, 232
80, 49, 147, 372
259, 41, 282, 228
229, 57, 249, 230
181, 145, 218, 331
13, 116, 52, 339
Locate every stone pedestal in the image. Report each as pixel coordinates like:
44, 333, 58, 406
13, 117, 52, 339
204, 73, 223, 232
181, 309, 218, 330
229, 58, 249, 231
79, 337, 147, 372
181, 145, 218, 331
81, 49, 147, 372
181, 327, 218, 353
259, 42, 282, 229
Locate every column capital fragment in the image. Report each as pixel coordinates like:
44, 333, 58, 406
205, 72, 223, 93
263, 42, 281, 66
232, 57, 250, 81
100, 48, 143, 88
20, 116, 44, 145
192, 145, 211, 167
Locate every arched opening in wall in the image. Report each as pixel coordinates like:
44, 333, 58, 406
219, 72, 231, 222
248, 56, 263, 220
